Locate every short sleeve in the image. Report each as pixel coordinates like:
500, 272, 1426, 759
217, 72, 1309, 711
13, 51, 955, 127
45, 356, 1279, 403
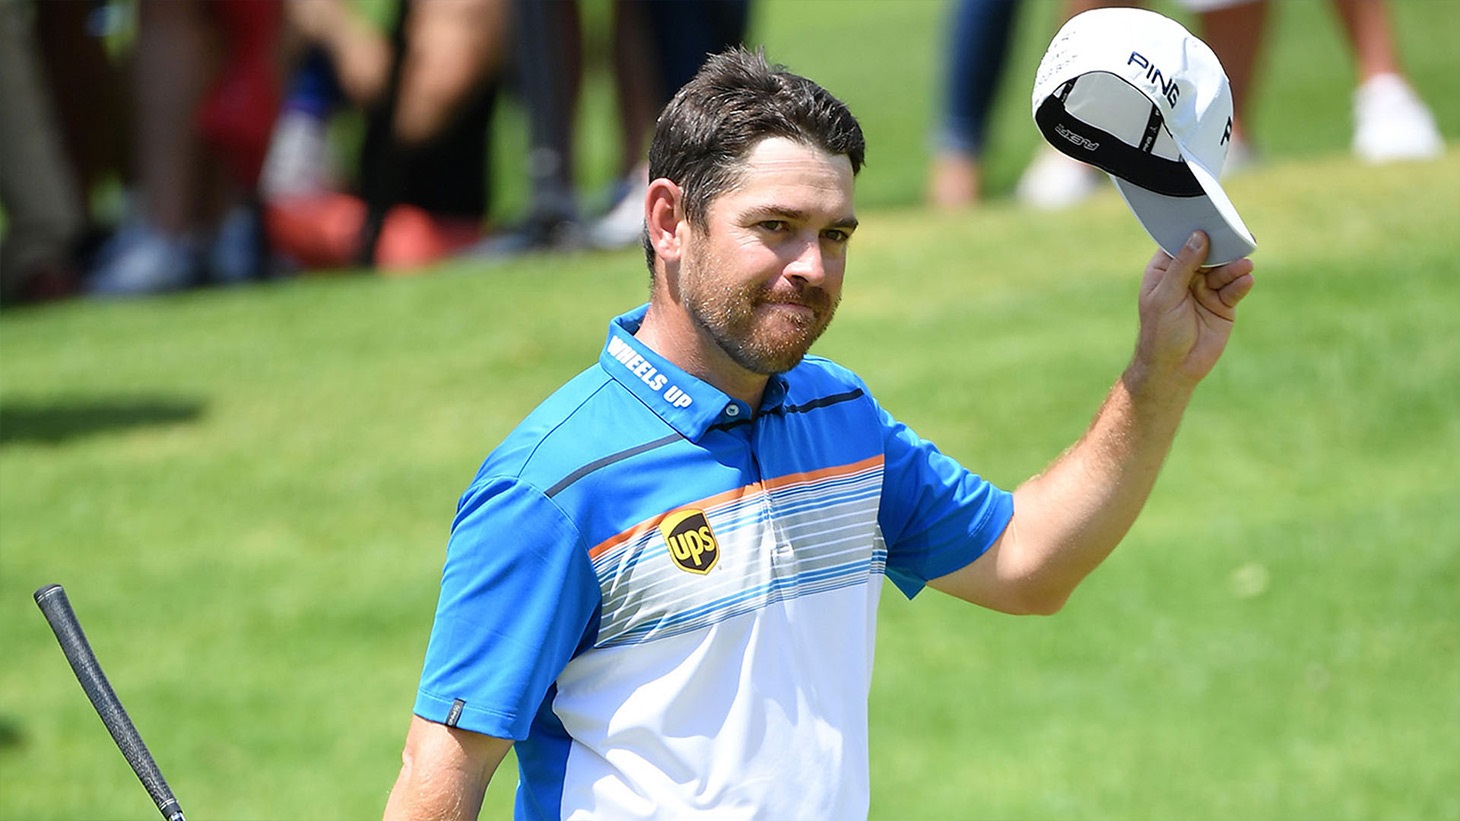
875, 402, 1014, 599
414, 476, 601, 740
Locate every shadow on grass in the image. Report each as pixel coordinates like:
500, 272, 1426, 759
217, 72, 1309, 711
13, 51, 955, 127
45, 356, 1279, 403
0, 397, 206, 446
0, 714, 23, 751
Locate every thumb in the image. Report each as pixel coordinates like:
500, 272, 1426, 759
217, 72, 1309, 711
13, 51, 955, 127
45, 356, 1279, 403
1148, 232, 1209, 304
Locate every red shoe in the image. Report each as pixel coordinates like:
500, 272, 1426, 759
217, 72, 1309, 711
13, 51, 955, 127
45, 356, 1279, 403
375, 205, 483, 273
265, 193, 484, 273
264, 192, 365, 270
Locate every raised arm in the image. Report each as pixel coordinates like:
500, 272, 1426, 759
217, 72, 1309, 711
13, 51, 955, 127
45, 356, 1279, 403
931, 231, 1255, 614
383, 715, 514, 820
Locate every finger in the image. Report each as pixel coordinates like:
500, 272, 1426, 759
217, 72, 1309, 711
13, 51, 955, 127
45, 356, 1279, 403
1150, 231, 1210, 305
1203, 258, 1255, 310
1193, 265, 1254, 319
1214, 270, 1255, 310
1200, 257, 1254, 291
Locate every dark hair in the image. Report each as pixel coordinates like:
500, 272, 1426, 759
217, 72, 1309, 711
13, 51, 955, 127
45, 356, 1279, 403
644, 47, 866, 270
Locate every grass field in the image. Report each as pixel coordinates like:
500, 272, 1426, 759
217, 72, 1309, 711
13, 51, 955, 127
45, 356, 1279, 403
3, 2, 1459, 819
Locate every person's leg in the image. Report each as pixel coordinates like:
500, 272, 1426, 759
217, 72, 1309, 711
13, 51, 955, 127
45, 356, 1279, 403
1015, 0, 1110, 208
609, 0, 661, 179
132, 0, 215, 238
0, 1, 85, 302
582, 0, 660, 250
88, 0, 218, 294
513, 0, 582, 227
645, 0, 751, 98
1330, 0, 1402, 82
391, 0, 507, 147
1193, 0, 1267, 150
34, 0, 130, 206
928, 0, 1019, 209
1182, 0, 1269, 173
357, 0, 495, 266
284, 0, 393, 107
1330, 0, 1442, 162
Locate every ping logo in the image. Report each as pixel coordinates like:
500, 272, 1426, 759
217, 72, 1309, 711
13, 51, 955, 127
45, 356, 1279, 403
1128, 51, 1180, 108
660, 509, 720, 575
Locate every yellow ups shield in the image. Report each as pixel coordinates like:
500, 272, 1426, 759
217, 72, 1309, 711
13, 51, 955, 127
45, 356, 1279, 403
660, 509, 720, 575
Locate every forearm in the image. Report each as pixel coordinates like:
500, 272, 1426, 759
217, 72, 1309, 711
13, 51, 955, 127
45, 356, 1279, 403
1004, 365, 1193, 610
934, 233, 1252, 614
383, 772, 485, 821
383, 716, 510, 821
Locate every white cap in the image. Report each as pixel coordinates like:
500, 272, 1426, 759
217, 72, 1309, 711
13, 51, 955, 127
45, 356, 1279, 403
1031, 7, 1256, 264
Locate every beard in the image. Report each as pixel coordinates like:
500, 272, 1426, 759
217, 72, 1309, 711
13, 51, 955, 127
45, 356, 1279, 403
679, 245, 840, 376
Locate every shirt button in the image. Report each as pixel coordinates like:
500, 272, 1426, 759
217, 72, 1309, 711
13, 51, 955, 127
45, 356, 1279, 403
724, 404, 740, 417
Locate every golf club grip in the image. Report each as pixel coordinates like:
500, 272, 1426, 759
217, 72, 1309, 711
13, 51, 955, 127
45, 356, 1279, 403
34, 584, 187, 821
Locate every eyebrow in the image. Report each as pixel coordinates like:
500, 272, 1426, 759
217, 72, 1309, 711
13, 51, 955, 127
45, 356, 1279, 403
745, 206, 860, 232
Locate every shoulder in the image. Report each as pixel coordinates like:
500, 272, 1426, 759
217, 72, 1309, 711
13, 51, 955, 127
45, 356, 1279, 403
787, 354, 874, 399
778, 356, 886, 426
472, 364, 673, 496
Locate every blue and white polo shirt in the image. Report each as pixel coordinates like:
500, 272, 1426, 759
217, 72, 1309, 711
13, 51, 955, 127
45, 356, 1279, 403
414, 304, 1013, 820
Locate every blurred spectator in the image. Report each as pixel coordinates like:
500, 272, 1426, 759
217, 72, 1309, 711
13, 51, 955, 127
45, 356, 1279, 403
1016, 0, 1445, 210
474, 0, 585, 256
1198, 0, 1443, 164
926, 0, 1022, 210
87, 0, 284, 296
33, 0, 133, 247
472, 0, 751, 258
263, 0, 507, 273
259, 47, 347, 204
585, 0, 661, 250
574, 0, 754, 251
592, 0, 751, 248
0, 1, 87, 306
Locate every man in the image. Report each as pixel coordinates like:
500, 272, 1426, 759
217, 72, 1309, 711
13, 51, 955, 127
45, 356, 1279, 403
384, 48, 1255, 819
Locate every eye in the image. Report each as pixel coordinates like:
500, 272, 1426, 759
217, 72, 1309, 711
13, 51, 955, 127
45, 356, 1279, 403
822, 228, 851, 244
758, 220, 789, 233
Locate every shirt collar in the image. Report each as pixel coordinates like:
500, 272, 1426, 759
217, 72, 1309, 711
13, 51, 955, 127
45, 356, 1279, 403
601, 305, 789, 439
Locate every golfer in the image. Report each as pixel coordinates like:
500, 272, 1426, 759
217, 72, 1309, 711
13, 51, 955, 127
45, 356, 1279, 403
384, 47, 1254, 819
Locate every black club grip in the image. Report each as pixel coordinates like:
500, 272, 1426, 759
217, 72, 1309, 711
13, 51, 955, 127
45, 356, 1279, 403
34, 584, 186, 821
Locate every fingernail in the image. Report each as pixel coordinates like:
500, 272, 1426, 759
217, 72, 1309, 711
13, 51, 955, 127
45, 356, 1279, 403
1187, 232, 1205, 250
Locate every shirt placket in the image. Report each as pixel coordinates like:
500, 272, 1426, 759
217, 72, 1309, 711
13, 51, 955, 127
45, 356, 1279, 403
746, 421, 795, 572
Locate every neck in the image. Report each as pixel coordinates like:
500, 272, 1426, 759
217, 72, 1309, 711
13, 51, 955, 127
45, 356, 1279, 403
637, 301, 769, 408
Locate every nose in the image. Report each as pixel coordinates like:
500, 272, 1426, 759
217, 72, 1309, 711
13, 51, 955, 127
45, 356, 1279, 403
784, 236, 828, 285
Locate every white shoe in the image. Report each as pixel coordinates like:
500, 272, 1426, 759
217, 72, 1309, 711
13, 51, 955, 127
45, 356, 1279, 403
260, 109, 340, 200
1223, 135, 1259, 177
1016, 148, 1104, 209
587, 167, 650, 250
88, 223, 199, 297
1352, 73, 1444, 164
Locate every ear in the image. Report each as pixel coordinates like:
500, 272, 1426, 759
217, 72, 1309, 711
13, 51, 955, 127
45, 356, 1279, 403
646, 178, 687, 265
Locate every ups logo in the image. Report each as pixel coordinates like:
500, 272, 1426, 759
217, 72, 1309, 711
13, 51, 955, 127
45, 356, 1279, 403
659, 509, 719, 575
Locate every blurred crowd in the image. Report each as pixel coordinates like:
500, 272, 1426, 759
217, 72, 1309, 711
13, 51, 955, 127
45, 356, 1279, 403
0, 0, 749, 306
928, 0, 1444, 210
0, 0, 1445, 308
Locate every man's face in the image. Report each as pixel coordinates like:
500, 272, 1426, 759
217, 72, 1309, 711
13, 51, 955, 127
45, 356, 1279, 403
678, 137, 858, 376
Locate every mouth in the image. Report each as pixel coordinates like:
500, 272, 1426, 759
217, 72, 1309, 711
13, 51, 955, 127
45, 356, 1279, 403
761, 300, 815, 315
756, 287, 826, 318
755, 301, 821, 329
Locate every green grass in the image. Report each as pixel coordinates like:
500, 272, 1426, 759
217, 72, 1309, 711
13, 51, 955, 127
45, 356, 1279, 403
3, 2, 1459, 819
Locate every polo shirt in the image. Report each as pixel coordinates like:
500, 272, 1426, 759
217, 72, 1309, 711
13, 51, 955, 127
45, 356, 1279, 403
414, 304, 1013, 820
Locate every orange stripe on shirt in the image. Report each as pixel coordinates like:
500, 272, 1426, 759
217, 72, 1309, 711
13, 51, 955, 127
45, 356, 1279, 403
761, 454, 884, 493
586, 454, 885, 561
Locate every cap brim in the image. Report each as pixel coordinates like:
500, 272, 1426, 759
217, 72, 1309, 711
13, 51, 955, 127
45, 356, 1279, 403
1111, 158, 1255, 265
